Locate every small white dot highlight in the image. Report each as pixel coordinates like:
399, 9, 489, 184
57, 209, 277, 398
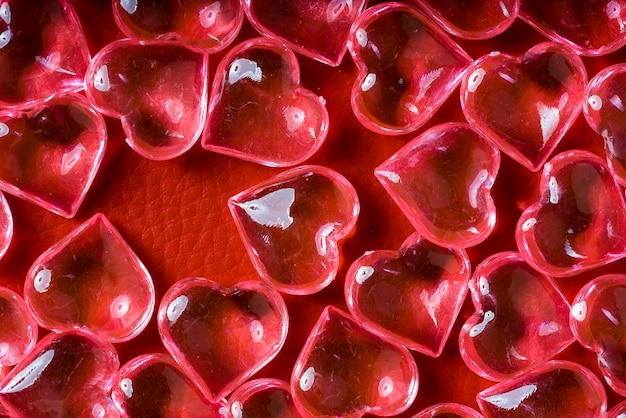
0, 28, 11, 50
230, 401, 242, 418
250, 320, 264, 343
362, 73, 376, 92
0, 3, 10, 24
91, 403, 105, 418
378, 376, 394, 398
588, 94, 603, 111
167, 295, 188, 324
0, 122, 8, 137
199, 2, 220, 28
228, 58, 262, 84
467, 68, 486, 93
572, 301, 587, 321
356, 28, 367, 47
34, 268, 52, 293
479, 276, 489, 295
94, 65, 111, 92
548, 176, 559, 204
522, 218, 537, 232
120, 0, 138, 14
469, 310, 495, 337
110, 295, 130, 319
356, 266, 374, 285
120, 378, 133, 398
300, 367, 315, 391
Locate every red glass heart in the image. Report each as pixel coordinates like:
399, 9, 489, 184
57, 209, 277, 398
345, 231, 471, 357
0, 330, 119, 418
0, 94, 106, 218
203, 37, 328, 167
0, 0, 90, 108
375, 123, 499, 248
348, 3, 471, 135
0, 287, 36, 367
112, 353, 220, 417
85, 39, 208, 160
412, 0, 519, 39
459, 252, 573, 381
229, 165, 359, 295
24, 213, 155, 342
112, 0, 243, 53
227, 378, 298, 418
291, 306, 418, 417
244, 0, 368, 66
461, 42, 587, 171
516, 150, 626, 276
476, 361, 607, 417
157, 278, 288, 402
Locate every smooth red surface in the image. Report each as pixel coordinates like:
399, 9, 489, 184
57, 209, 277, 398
3, 0, 626, 416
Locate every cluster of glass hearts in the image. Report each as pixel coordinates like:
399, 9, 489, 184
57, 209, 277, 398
3, 0, 626, 417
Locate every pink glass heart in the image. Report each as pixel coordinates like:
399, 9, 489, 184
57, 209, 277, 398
459, 252, 573, 381
461, 42, 587, 171
520, 0, 626, 56
24, 213, 155, 342
0, 193, 11, 260
112, 353, 219, 417
584, 64, 626, 187
0, 287, 36, 367
375, 123, 499, 248
0, 0, 90, 108
291, 306, 418, 417
227, 378, 298, 418
112, 0, 243, 53
570, 274, 626, 396
348, 3, 472, 135
516, 150, 626, 277
476, 360, 607, 417
344, 231, 471, 357
412, 403, 483, 418
412, 0, 520, 39
609, 400, 626, 418
85, 39, 208, 160
244, 0, 367, 66
157, 278, 288, 402
229, 165, 359, 295
0, 330, 120, 418
202, 37, 329, 167
0, 94, 107, 218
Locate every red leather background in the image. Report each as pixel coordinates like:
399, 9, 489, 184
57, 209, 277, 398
1, 0, 626, 415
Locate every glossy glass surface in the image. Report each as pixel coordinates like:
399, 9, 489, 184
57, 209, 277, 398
227, 378, 299, 418
345, 231, 471, 357
0, 287, 36, 367
411, 402, 483, 418
85, 39, 208, 160
229, 165, 359, 295
24, 213, 155, 342
376, 123, 499, 248
203, 37, 328, 167
348, 3, 471, 135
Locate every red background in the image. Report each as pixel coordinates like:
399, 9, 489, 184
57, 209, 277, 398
2, 0, 626, 415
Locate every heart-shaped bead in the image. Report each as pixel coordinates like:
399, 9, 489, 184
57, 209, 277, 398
112, 0, 243, 53
459, 252, 573, 381
0, 0, 90, 108
348, 3, 472, 135
412, 0, 520, 39
85, 39, 208, 160
412, 402, 483, 418
375, 123, 499, 248
113, 353, 220, 417
516, 150, 626, 276
227, 378, 298, 418
461, 42, 587, 171
0, 330, 119, 417
244, 0, 367, 66
202, 37, 329, 167
292, 306, 418, 417
344, 231, 471, 357
520, 0, 626, 56
157, 278, 288, 402
583, 64, 626, 187
0, 287, 36, 367
229, 165, 359, 295
24, 213, 155, 342
0, 94, 107, 218
571, 274, 626, 396
476, 360, 607, 417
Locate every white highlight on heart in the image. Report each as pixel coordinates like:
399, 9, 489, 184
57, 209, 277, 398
120, 377, 133, 398
420, 280, 448, 327
522, 217, 537, 232
611, 94, 624, 111
469, 310, 495, 337
250, 320, 264, 342
607, 1, 626, 32
602, 308, 620, 325
299, 366, 315, 391
61, 143, 86, 176
467, 68, 486, 93
468, 169, 489, 209
362, 73, 377, 92
94, 65, 111, 92
588, 94, 603, 111
229, 58, 262, 84
538, 321, 559, 336
378, 376, 394, 398
479, 276, 489, 295
415, 68, 443, 102
35, 53, 76, 75
499, 1, 510, 17
572, 301, 587, 321
0, 122, 8, 137
564, 239, 586, 259
356, 28, 367, 47
230, 401, 243, 418
91, 403, 105, 418
164, 99, 184, 124
327, 0, 352, 23
0, 3, 10, 24
316, 223, 335, 256
0, 28, 11, 50
34, 268, 52, 293
110, 294, 131, 319
536, 102, 560, 144
283, 106, 306, 132
1, 349, 55, 394
378, 170, 400, 183
240, 188, 296, 230
548, 176, 559, 204
356, 265, 374, 285
120, 0, 138, 14
483, 384, 537, 410
200, 2, 221, 28
167, 295, 189, 323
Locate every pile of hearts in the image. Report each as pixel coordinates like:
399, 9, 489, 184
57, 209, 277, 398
2, 0, 626, 417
